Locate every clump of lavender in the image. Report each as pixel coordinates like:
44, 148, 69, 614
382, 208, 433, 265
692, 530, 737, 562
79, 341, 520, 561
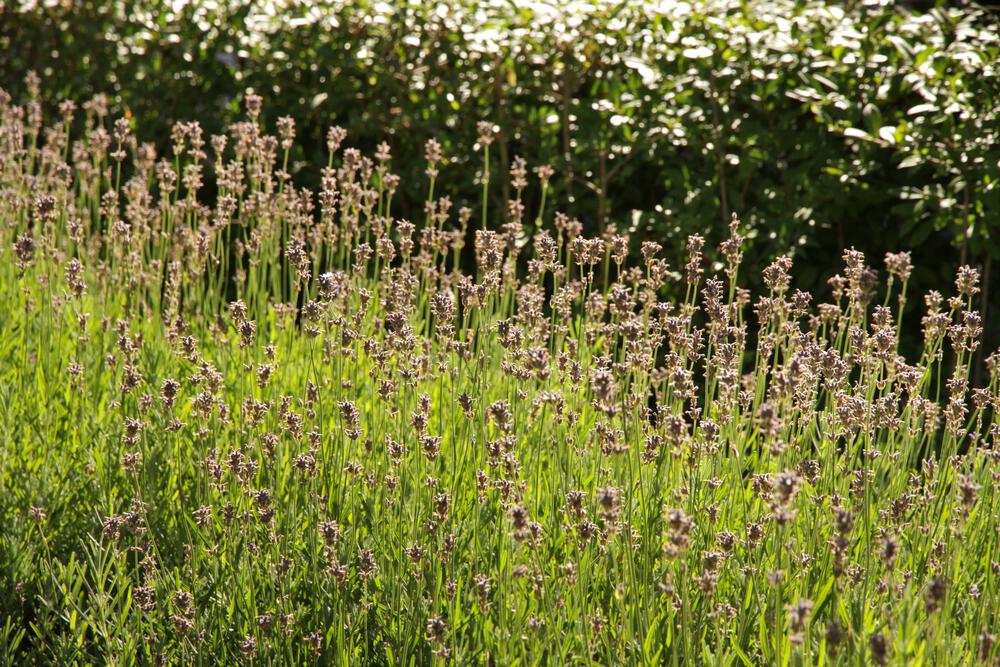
0, 81, 996, 667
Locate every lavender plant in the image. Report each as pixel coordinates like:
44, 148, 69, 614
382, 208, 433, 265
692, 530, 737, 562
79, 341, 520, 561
0, 83, 997, 666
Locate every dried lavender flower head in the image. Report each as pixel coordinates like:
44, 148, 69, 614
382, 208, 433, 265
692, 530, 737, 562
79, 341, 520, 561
327, 126, 348, 154
244, 91, 263, 121
277, 116, 296, 150
535, 164, 555, 186
955, 265, 980, 297
14, 235, 37, 274
477, 121, 497, 147
884, 251, 913, 282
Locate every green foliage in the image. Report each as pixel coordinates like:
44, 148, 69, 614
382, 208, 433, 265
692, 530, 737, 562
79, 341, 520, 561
0, 85, 998, 665
3, 1, 998, 305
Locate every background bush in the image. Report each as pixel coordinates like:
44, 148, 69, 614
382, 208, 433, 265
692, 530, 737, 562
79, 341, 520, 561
3, 0, 998, 358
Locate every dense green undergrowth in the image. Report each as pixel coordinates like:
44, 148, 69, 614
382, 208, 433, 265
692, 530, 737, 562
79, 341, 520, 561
1, 87, 999, 665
